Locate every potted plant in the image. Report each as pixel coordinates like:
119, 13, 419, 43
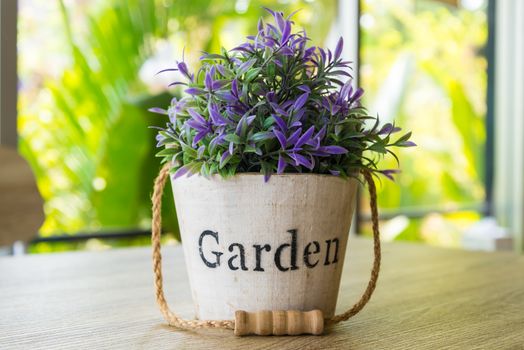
149, 8, 414, 335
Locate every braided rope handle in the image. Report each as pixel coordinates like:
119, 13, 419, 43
151, 163, 381, 331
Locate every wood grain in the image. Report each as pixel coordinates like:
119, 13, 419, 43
234, 310, 324, 336
0, 237, 523, 349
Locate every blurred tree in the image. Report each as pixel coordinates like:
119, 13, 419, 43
359, 0, 488, 245
18, 0, 336, 238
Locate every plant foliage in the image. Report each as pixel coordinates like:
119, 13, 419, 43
152, 9, 414, 181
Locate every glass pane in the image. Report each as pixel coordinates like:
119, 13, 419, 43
359, 0, 489, 246
18, 0, 337, 247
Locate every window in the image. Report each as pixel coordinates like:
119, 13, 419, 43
0, 1, 18, 148
12, 0, 519, 253
357, 0, 492, 248
17, 0, 338, 251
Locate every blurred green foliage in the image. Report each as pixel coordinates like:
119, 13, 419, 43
359, 0, 488, 245
18, 0, 336, 240
19, 0, 488, 250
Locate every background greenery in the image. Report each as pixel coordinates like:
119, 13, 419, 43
18, 0, 337, 247
18, 0, 488, 251
359, 0, 488, 247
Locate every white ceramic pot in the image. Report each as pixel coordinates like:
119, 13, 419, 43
171, 173, 358, 320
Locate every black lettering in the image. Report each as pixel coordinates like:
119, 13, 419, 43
253, 244, 271, 271
303, 241, 320, 268
228, 243, 248, 271
275, 229, 299, 272
274, 243, 290, 271
198, 230, 223, 268
324, 238, 340, 265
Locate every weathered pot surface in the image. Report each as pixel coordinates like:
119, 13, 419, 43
171, 173, 358, 320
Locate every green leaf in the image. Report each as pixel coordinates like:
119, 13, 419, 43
250, 131, 274, 142
395, 131, 412, 144
263, 116, 276, 129
267, 63, 276, 79
155, 147, 178, 157
188, 161, 203, 174
181, 143, 198, 158
224, 134, 242, 144
201, 162, 209, 176
226, 164, 238, 177
368, 142, 387, 154
260, 161, 272, 179
236, 58, 257, 76
201, 53, 226, 61
245, 68, 262, 82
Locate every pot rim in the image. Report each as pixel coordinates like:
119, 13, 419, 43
174, 171, 360, 181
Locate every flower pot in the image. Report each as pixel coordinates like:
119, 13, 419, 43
171, 173, 358, 320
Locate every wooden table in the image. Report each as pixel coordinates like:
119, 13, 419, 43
1, 237, 523, 349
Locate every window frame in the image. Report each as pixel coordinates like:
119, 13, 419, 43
0, 0, 18, 148
354, 0, 496, 237
8, 0, 523, 252
493, 0, 524, 253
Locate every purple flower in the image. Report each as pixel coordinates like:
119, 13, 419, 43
205, 70, 214, 91
155, 133, 166, 147
197, 145, 206, 158
270, 102, 289, 117
210, 133, 226, 148
277, 154, 287, 174
304, 46, 316, 60
290, 152, 314, 169
279, 46, 294, 56
319, 145, 348, 155
185, 87, 206, 96
220, 150, 231, 168
152, 8, 414, 182
215, 91, 237, 103
237, 58, 257, 75
294, 126, 315, 149
173, 165, 190, 179
379, 123, 402, 135
311, 145, 348, 157
334, 37, 344, 61
293, 92, 309, 111
340, 81, 353, 100
287, 128, 302, 148
298, 85, 311, 93
349, 87, 364, 104
148, 107, 168, 115
281, 21, 292, 45
231, 79, 239, 97
231, 43, 255, 54
216, 64, 228, 77
177, 61, 193, 81
186, 108, 212, 146
398, 141, 417, 147
272, 129, 286, 149
315, 126, 327, 141
378, 169, 401, 181
273, 115, 287, 132
168, 98, 188, 124
208, 103, 230, 126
